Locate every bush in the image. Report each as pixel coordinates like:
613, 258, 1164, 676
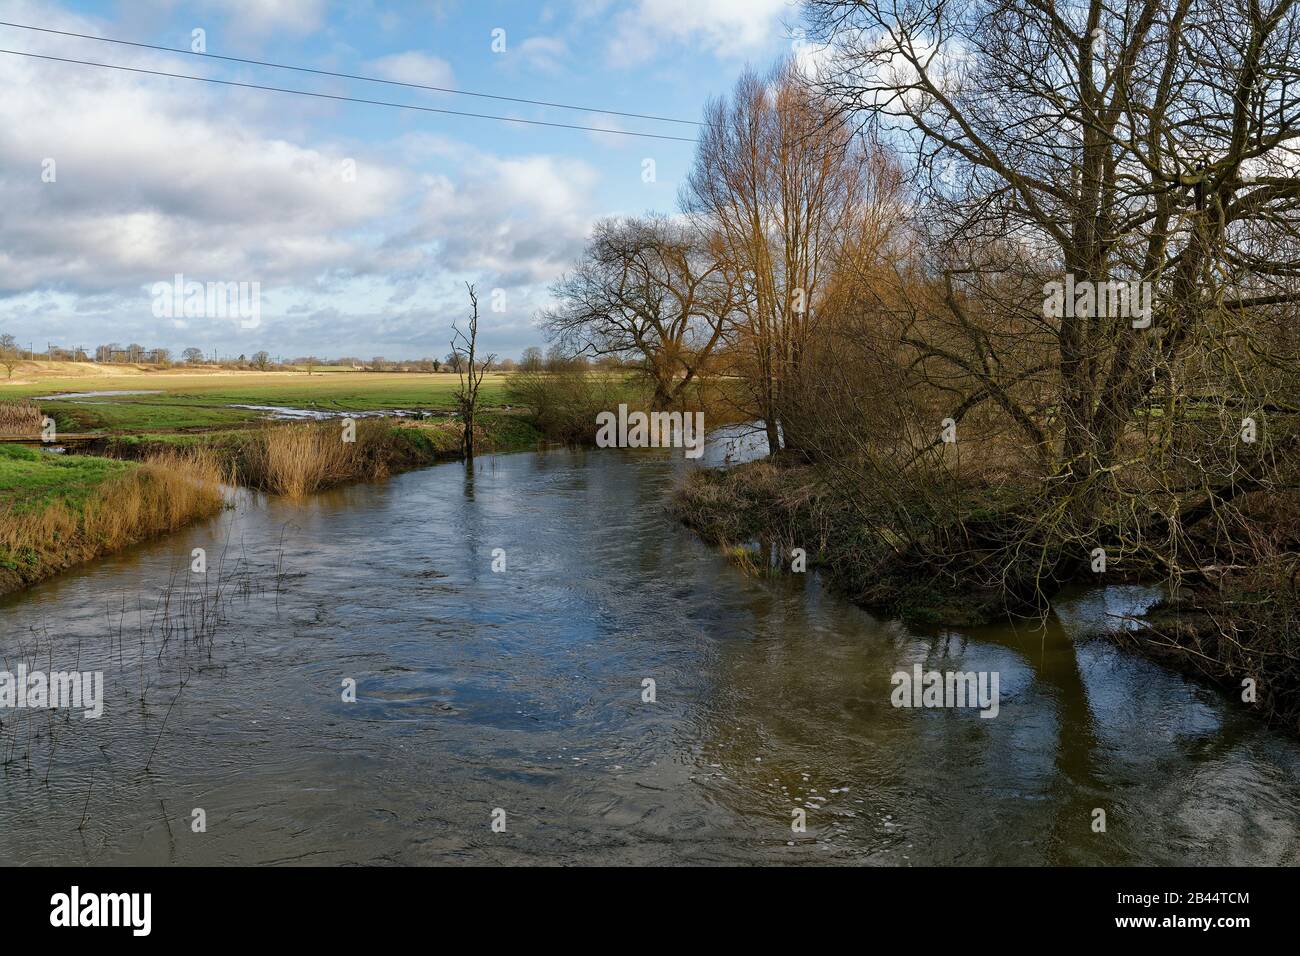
505, 369, 645, 444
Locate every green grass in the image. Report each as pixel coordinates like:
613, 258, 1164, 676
85, 377, 507, 411
11, 371, 515, 435
0, 445, 134, 513
43, 400, 265, 433
4, 371, 507, 403
403, 412, 544, 455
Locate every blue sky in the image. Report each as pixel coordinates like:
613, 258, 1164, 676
0, 0, 803, 361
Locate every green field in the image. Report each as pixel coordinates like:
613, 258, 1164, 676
0, 444, 134, 512
2, 370, 512, 435
0, 367, 546, 595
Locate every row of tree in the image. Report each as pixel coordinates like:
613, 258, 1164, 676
0, 332, 626, 377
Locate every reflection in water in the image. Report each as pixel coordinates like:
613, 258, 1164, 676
1, 435, 1298, 865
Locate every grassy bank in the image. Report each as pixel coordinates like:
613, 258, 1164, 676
227, 414, 540, 497
0, 445, 226, 597
102, 412, 542, 494
0, 408, 541, 597
504, 367, 742, 444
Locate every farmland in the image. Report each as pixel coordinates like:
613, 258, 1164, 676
2, 364, 512, 435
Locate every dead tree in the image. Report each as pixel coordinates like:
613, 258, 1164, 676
451, 283, 496, 461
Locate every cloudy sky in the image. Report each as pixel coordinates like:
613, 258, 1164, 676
0, 0, 801, 361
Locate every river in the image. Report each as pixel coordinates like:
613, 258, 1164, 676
2, 431, 1298, 865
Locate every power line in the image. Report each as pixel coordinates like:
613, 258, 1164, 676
0, 48, 699, 143
0, 18, 703, 128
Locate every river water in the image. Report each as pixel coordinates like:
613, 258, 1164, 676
2, 433, 1298, 865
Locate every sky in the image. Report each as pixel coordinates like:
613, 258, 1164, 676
0, 0, 804, 362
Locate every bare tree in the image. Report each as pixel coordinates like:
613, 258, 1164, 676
451, 283, 497, 460
544, 214, 739, 409
0, 333, 19, 380
805, 0, 1300, 578
520, 346, 544, 372
682, 58, 904, 455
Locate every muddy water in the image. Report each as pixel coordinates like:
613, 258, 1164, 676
2, 435, 1299, 865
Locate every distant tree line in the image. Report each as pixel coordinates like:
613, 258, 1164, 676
0, 331, 633, 378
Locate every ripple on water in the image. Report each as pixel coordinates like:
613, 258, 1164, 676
1, 443, 1299, 865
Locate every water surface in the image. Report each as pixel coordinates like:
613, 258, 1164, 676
33, 390, 163, 400
1, 438, 1298, 865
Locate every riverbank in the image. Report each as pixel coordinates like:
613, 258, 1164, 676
1108, 578, 1300, 733
0, 444, 225, 597
102, 411, 543, 488
0, 412, 543, 597
674, 457, 1300, 734
673, 459, 1031, 626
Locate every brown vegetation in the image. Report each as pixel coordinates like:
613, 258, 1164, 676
450, 283, 496, 460
0, 449, 227, 596
543, 215, 738, 409
0, 400, 42, 437
570, 0, 1300, 725
232, 419, 435, 498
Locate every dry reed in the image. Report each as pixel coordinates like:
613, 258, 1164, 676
0, 400, 42, 437
0, 448, 228, 594
236, 419, 408, 498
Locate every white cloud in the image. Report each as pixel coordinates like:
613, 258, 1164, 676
0, 1, 604, 358
0, 41, 404, 294
0, 7, 401, 349
517, 36, 568, 74
792, 33, 837, 81
405, 147, 600, 285
607, 0, 792, 65
367, 51, 456, 89
584, 114, 631, 148
199, 0, 327, 35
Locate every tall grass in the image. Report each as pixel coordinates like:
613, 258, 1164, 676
239, 423, 361, 497
234, 419, 431, 498
0, 448, 228, 593
0, 400, 42, 437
